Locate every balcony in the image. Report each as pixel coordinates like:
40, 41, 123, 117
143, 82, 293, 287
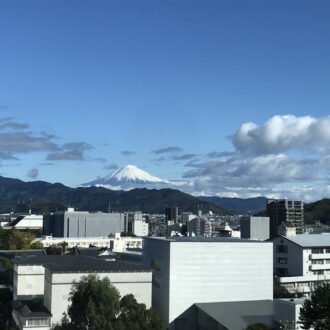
309, 253, 330, 260
309, 264, 330, 271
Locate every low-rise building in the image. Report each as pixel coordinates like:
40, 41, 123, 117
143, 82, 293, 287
33, 233, 143, 252
272, 234, 330, 297
4, 214, 43, 230
13, 254, 152, 329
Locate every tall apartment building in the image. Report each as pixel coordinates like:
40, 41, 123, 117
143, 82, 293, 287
267, 200, 304, 238
123, 211, 149, 236
272, 234, 330, 297
187, 216, 212, 237
165, 207, 178, 223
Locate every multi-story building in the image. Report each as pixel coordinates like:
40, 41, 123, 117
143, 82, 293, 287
267, 200, 304, 238
123, 211, 149, 236
142, 236, 273, 329
240, 216, 270, 240
181, 212, 195, 225
187, 216, 212, 237
43, 208, 125, 238
12, 254, 152, 329
272, 234, 330, 297
165, 207, 178, 223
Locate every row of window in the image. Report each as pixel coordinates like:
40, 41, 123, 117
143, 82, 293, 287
312, 248, 330, 254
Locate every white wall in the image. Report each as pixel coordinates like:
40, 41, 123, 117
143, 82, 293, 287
44, 269, 152, 325
133, 221, 149, 237
14, 264, 45, 300
142, 238, 273, 327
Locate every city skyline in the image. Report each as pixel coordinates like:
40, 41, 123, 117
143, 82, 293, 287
1, 1, 330, 201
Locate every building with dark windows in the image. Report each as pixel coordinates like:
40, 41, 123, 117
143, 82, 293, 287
267, 199, 304, 238
165, 207, 178, 223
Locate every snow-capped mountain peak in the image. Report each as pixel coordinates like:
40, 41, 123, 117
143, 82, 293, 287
104, 164, 165, 183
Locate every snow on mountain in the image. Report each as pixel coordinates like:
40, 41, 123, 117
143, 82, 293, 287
83, 165, 187, 190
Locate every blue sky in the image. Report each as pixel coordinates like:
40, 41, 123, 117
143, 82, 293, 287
1, 0, 330, 201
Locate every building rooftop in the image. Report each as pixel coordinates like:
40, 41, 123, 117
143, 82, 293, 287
14, 254, 150, 273
146, 236, 266, 243
45, 257, 150, 273
281, 234, 330, 247
13, 300, 51, 318
195, 300, 273, 329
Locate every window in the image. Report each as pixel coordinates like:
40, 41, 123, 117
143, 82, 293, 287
312, 260, 324, 265
277, 268, 288, 276
27, 318, 50, 326
326, 248, 330, 253
313, 270, 324, 275
277, 245, 288, 253
312, 248, 324, 254
278, 257, 288, 264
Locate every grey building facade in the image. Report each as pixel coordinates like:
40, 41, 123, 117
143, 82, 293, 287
43, 210, 125, 237
240, 216, 270, 240
267, 200, 304, 238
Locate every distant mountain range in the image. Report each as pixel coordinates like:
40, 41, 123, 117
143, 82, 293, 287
199, 196, 268, 214
0, 173, 329, 224
0, 176, 232, 215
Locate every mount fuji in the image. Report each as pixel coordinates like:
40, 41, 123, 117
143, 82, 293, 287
83, 165, 188, 191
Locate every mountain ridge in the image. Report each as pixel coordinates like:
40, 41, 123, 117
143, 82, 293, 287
0, 175, 232, 215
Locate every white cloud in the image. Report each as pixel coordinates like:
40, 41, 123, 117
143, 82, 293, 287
232, 114, 330, 155
183, 114, 330, 202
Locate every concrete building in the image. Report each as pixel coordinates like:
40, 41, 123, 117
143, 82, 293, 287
240, 216, 270, 240
165, 207, 178, 223
267, 199, 304, 238
181, 212, 195, 224
124, 211, 149, 236
43, 208, 125, 238
187, 216, 212, 237
13, 255, 152, 329
5, 214, 43, 230
142, 236, 273, 329
33, 233, 143, 252
272, 234, 330, 297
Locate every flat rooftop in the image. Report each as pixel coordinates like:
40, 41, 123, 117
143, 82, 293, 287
146, 236, 266, 243
281, 234, 330, 247
14, 254, 150, 273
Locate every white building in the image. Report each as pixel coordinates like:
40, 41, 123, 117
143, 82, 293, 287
272, 234, 330, 297
13, 255, 152, 329
142, 236, 273, 329
187, 216, 212, 237
124, 211, 149, 236
5, 214, 43, 229
33, 233, 143, 252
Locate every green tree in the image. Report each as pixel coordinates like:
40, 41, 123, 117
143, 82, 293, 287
246, 323, 271, 330
299, 283, 330, 330
117, 294, 165, 330
0, 228, 38, 250
54, 274, 165, 330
